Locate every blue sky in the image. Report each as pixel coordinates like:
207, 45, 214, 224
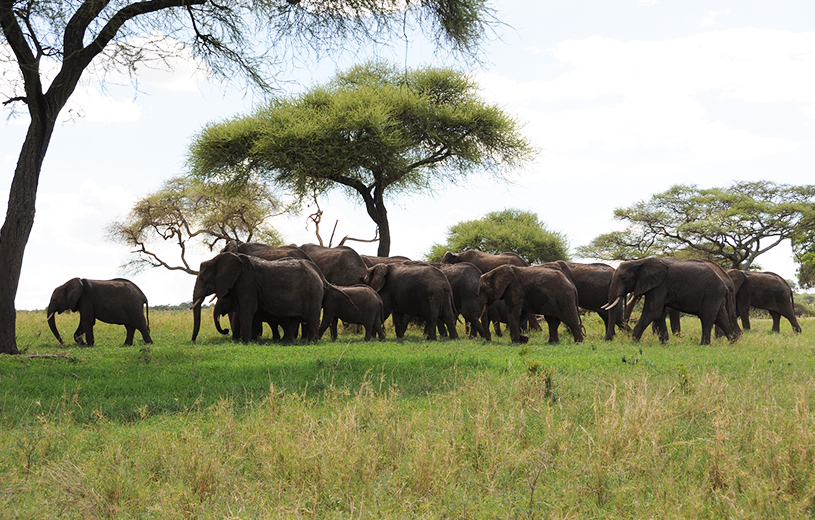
3, 0, 815, 309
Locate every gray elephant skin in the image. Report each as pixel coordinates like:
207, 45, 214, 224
299, 243, 369, 286
478, 265, 584, 344
442, 249, 528, 273
435, 262, 490, 339
47, 278, 152, 346
191, 253, 333, 343
212, 293, 296, 342
222, 240, 312, 261
365, 261, 459, 340
543, 261, 629, 341
319, 285, 386, 341
361, 255, 412, 268
727, 269, 801, 333
605, 257, 740, 345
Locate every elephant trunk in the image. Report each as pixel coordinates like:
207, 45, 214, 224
214, 309, 229, 335
191, 298, 203, 342
47, 306, 64, 345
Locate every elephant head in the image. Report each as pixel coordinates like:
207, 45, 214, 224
191, 252, 245, 342
441, 251, 460, 264
365, 263, 390, 293
478, 265, 516, 319
605, 257, 668, 311
46, 278, 84, 344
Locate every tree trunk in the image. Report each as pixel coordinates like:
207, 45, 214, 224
0, 115, 56, 354
375, 209, 391, 257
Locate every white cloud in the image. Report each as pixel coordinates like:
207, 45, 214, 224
477, 28, 815, 162
701, 9, 732, 26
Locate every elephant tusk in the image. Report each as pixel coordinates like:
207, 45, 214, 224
46, 312, 55, 322
190, 298, 203, 309
207, 294, 217, 304
626, 295, 636, 306
603, 296, 622, 310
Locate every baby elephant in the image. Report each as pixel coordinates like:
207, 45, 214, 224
319, 285, 386, 341
47, 278, 152, 346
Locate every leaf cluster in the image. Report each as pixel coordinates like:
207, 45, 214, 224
425, 208, 569, 264
108, 176, 289, 274
187, 61, 537, 202
577, 181, 815, 271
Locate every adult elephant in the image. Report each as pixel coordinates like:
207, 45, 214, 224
478, 265, 584, 344
191, 253, 335, 343
222, 240, 312, 261
435, 262, 490, 339
604, 257, 740, 345
442, 249, 528, 273
727, 270, 802, 333
300, 243, 369, 286
360, 255, 412, 268
364, 261, 459, 340
47, 278, 152, 346
543, 261, 629, 341
319, 285, 386, 341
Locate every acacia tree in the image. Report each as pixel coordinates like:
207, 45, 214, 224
577, 181, 815, 270
0, 0, 495, 354
425, 208, 569, 264
186, 62, 536, 256
108, 176, 288, 275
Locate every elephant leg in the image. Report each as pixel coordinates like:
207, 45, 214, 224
769, 311, 781, 333
73, 322, 86, 345
787, 311, 802, 334
507, 312, 528, 344
393, 313, 408, 338
668, 309, 681, 335
139, 323, 153, 344
652, 315, 669, 343
631, 302, 660, 342
424, 315, 438, 340
493, 321, 503, 337
740, 309, 751, 331
543, 315, 561, 344
124, 325, 136, 346
317, 313, 333, 340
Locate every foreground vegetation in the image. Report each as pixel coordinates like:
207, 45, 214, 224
2, 311, 815, 519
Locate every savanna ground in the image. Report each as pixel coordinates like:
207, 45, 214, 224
2, 309, 815, 519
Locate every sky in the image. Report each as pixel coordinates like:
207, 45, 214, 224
2, 0, 815, 310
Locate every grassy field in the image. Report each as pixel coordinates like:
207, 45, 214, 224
2, 310, 815, 519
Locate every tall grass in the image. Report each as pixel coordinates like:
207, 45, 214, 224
2, 310, 815, 518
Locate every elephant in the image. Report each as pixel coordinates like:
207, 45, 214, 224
542, 261, 629, 341
727, 269, 801, 333
212, 294, 294, 342
478, 265, 584, 344
361, 255, 412, 268
624, 295, 682, 337
191, 253, 339, 343
442, 249, 528, 273
604, 257, 740, 345
483, 300, 543, 338
47, 278, 152, 346
434, 262, 490, 339
298, 243, 369, 286
318, 285, 386, 341
222, 240, 312, 262
364, 261, 459, 340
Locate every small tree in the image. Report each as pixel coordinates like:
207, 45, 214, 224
108, 177, 289, 275
187, 62, 536, 256
425, 209, 569, 264
577, 181, 815, 269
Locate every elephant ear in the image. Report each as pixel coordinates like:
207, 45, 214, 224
727, 269, 747, 293
366, 263, 389, 292
215, 253, 245, 299
66, 278, 84, 312
491, 265, 517, 300
552, 260, 576, 285
632, 259, 668, 297
441, 251, 456, 264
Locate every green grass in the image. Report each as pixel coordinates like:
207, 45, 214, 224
2, 310, 815, 518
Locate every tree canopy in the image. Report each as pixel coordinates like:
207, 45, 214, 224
0, 0, 497, 354
576, 181, 815, 272
187, 62, 536, 256
425, 209, 569, 264
108, 177, 288, 275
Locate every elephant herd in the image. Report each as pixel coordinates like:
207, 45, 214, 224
45, 244, 802, 347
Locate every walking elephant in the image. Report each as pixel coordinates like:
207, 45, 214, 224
191, 253, 336, 343
435, 262, 490, 339
604, 257, 740, 345
543, 261, 629, 340
47, 278, 152, 346
727, 270, 801, 333
299, 243, 369, 286
364, 261, 459, 340
442, 249, 528, 273
478, 265, 584, 344
319, 285, 386, 341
